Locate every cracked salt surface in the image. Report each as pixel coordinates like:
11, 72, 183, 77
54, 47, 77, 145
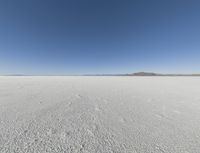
0, 76, 200, 152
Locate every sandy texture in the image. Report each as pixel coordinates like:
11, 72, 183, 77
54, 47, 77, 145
0, 76, 200, 153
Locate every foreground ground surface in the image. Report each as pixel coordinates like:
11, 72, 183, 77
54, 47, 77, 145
0, 76, 200, 153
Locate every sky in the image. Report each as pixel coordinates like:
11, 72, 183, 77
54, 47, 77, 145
0, 0, 200, 75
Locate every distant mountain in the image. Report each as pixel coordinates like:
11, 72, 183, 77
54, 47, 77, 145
127, 72, 200, 76
84, 72, 200, 76
128, 72, 161, 76
190, 74, 200, 76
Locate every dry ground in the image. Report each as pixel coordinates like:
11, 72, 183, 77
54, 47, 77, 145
0, 76, 200, 153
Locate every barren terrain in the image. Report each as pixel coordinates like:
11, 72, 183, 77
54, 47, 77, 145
0, 76, 200, 153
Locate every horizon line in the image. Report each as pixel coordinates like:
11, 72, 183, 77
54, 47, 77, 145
1, 71, 200, 76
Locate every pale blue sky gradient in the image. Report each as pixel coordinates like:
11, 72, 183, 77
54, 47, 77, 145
0, 0, 200, 75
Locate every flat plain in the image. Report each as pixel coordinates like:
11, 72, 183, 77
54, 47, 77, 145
0, 76, 200, 153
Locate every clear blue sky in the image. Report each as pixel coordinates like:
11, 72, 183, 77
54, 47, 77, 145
0, 0, 200, 75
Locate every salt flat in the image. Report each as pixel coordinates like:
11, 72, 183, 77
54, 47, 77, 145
0, 76, 200, 153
